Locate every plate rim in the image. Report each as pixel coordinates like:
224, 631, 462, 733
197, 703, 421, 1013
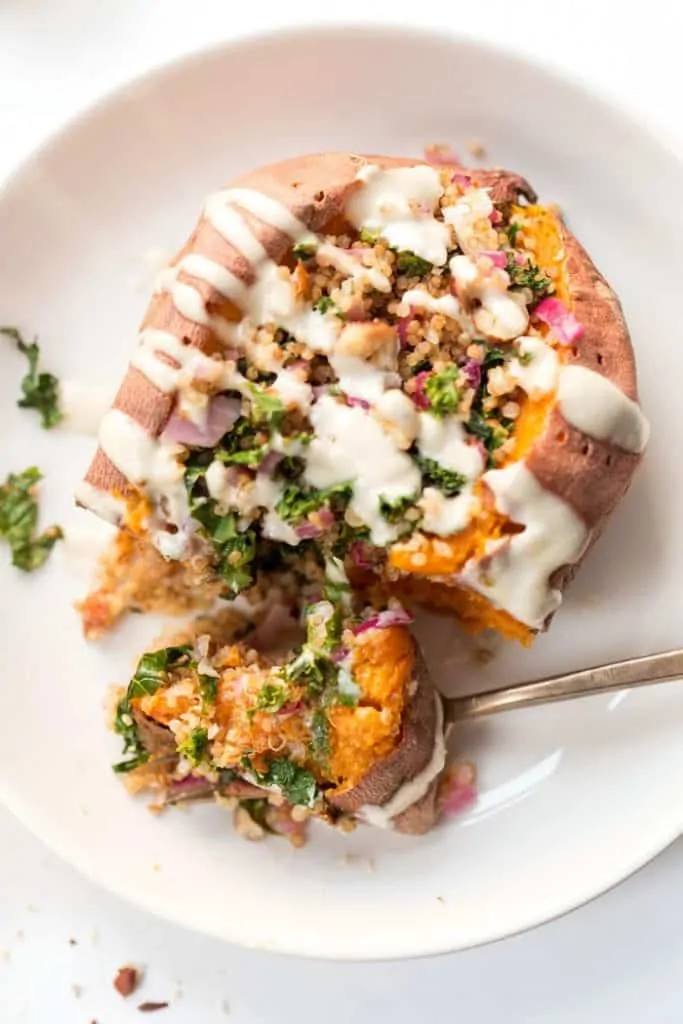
1, 21, 681, 960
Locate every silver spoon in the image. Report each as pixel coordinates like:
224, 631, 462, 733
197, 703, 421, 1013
443, 649, 683, 723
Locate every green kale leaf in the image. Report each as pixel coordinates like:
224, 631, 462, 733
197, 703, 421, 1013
505, 253, 553, 298
252, 757, 318, 807
254, 682, 289, 715
396, 251, 433, 277
178, 727, 209, 766
276, 481, 351, 525
309, 709, 331, 763
0, 466, 63, 571
247, 385, 285, 429
379, 493, 416, 524
113, 644, 193, 773
415, 456, 467, 497
1, 327, 62, 429
423, 366, 461, 417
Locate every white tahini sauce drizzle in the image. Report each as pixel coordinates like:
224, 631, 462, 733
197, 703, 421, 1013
305, 396, 420, 546
443, 188, 498, 253
131, 328, 224, 394
418, 413, 484, 479
359, 693, 445, 828
558, 365, 650, 454
205, 461, 299, 545
329, 353, 393, 404
460, 461, 589, 628
347, 165, 450, 266
316, 243, 391, 293
74, 480, 126, 525
401, 288, 464, 325
97, 409, 189, 528
179, 252, 249, 306
416, 413, 484, 536
508, 336, 560, 397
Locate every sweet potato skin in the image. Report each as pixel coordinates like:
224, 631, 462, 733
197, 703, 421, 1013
328, 645, 445, 835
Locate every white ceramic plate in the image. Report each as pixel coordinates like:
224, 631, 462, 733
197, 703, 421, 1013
0, 26, 682, 960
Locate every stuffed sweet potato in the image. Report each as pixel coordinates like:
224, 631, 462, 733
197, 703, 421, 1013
78, 151, 648, 648
113, 598, 446, 837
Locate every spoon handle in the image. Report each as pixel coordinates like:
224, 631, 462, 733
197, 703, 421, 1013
443, 649, 683, 723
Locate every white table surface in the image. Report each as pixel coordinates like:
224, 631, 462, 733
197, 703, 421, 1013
2, 2, 683, 1020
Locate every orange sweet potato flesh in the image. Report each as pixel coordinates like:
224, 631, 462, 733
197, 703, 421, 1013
386, 203, 570, 645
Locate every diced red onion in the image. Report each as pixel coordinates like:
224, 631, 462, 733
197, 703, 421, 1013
514, 252, 527, 266
296, 522, 323, 540
257, 450, 283, 476
441, 764, 478, 816
165, 775, 215, 804
346, 395, 370, 410
452, 173, 472, 188
462, 358, 482, 390
397, 306, 415, 349
317, 507, 336, 528
442, 782, 478, 816
349, 540, 373, 570
222, 779, 269, 799
534, 297, 584, 345
330, 646, 350, 664
411, 371, 431, 410
478, 250, 506, 269
162, 395, 240, 447
489, 209, 502, 225
278, 700, 305, 717
352, 606, 414, 634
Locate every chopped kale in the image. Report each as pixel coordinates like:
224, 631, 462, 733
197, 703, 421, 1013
505, 222, 522, 246
423, 366, 461, 417
396, 251, 433, 277
245, 756, 318, 807
309, 709, 331, 762
323, 605, 343, 650
331, 521, 371, 559
247, 385, 285, 428
239, 798, 269, 829
379, 493, 416, 523
184, 459, 257, 595
482, 345, 506, 370
1, 326, 62, 429
127, 645, 193, 700
196, 505, 256, 594
465, 411, 511, 464
505, 253, 553, 298
0, 466, 63, 571
415, 456, 467, 497
199, 673, 219, 705
312, 296, 343, 318
113, 644, 192, 773
179, 727, 209, 766
275, 455, 306, 482
283, 646, 336, 694
254, 682, 289, 715
212, 417, 268, 468
276, 481, 351, 525
292, 241, 317, 260
112, 704, 149, 775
